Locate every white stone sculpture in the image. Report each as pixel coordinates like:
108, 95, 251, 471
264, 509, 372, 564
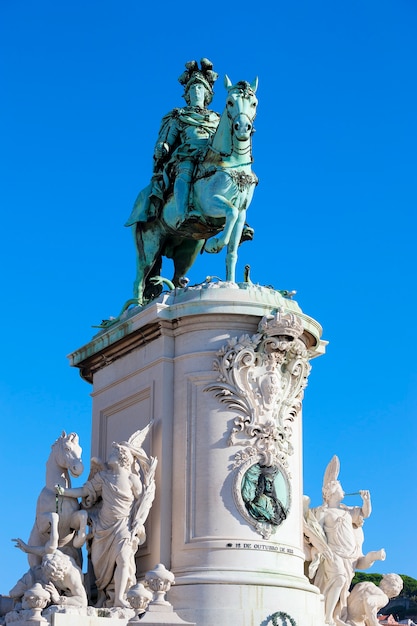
304, 456, 386, 626
57, 424, 157, 609
205, 309, 311, 538
127, 583, 153, 622
41, 551, 87, 609
5, 583, 50, 624
206, 310, 310, 468
346, 574, 403, 626
134, 565, 195, 625
8, 549, 87, 615
144, 563, 175, 606
8, 565, 47, 611
13, 432, 88, 570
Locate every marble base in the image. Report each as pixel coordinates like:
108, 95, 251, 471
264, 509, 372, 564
170, 580, 324, 625
3, 607, 194, 626
138, 604, 195, 624
69, 283, 327, 626
49, 607, 194, 626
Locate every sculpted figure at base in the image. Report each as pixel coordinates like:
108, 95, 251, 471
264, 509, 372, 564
346, 574, 403, 626
57, 425, 157, 609
41, 551, 87, 609
12, 432, 87, 570
9, 565, 47, 611
8, 549, 86, 617
10, 546, 87, 609
124, 58, 258, 306
304, 456, 386, 626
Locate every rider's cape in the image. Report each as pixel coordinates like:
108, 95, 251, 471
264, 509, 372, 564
125, 183, 155, 227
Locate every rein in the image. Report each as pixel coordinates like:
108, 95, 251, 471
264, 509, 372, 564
207, 142, 252, 159
195, 102, 256, 187
227, 110, 254, 128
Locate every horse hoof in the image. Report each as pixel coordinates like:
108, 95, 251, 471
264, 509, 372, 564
205, 238, 223, 254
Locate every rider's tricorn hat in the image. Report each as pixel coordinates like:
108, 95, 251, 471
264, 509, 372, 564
178, 58, 218, 101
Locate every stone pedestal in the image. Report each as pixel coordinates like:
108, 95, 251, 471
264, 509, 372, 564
69, 282, 327, 626
138, 603, 196, 624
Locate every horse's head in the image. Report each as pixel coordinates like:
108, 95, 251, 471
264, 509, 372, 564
224, 75, 258, 141
52, 431, 84, 478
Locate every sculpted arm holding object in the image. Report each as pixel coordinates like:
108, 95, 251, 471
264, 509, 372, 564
305, 456, 385, 626
56, 426, 156, 609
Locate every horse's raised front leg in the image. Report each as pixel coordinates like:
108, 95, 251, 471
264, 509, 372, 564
70, 509, 88, 548
19, 512, 60, 567
204, 195, 238, 254
225, 211, 247, 282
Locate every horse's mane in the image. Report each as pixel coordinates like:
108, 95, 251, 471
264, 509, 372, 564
51, 431, 78, 450
207, 106, 233, 158
204, 81, 256, 163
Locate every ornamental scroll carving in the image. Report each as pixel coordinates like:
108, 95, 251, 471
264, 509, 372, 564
205, 309, 311, 470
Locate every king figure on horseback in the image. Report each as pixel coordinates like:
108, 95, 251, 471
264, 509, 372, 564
121, 58, 258, 309
126, 58, 220, 229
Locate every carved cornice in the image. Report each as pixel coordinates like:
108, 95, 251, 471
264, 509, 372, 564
70, 321, 167, 383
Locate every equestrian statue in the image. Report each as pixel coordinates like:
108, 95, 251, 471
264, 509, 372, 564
125, 58, 258, 306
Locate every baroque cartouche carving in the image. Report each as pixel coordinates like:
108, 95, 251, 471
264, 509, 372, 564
205, 309, 311, 469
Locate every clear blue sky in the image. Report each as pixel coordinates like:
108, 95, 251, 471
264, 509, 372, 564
1, 0, 416, 594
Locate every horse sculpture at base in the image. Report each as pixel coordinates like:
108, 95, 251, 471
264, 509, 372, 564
126, 75, 258, 306
13, 432, 88, 569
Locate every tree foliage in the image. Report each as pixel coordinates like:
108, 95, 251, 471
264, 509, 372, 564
351, 572, 417, 599
351, 572, 383, 590
399, 574, 417, 599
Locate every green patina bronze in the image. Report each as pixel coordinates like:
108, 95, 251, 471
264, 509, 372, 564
124, 58, 258, 307
241, 463, 288, 526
